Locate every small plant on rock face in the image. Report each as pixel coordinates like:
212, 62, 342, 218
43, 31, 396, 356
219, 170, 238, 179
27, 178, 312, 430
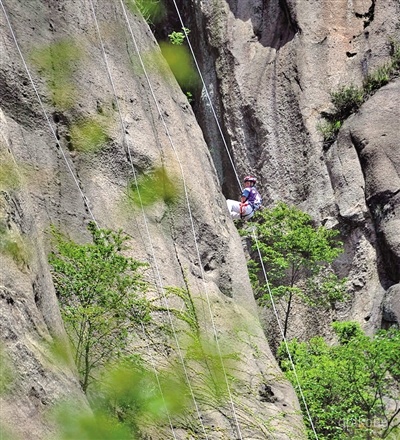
69, 117, 109, 152
30, 39, 82, 109
168, 27, 190, 46
363, 64, 392, 94
318, 39, 400, 148
330, 85, 365, 119
317, 120, 342, 148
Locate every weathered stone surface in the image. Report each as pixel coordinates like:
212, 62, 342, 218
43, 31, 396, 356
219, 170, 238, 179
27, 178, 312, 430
382, 284, 400, 327
2, 0, 400, 436
0, 1, 305, 438
344, 80, 400, 282
187, 0, 400, 337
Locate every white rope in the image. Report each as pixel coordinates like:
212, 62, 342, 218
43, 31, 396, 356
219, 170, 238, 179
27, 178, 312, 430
88, 1, 206, 437
251, 229, 319, 439
171, 4, 320, 438
0, 0, 98, 228
170, 0, 241, 190
119, 1, 243, 438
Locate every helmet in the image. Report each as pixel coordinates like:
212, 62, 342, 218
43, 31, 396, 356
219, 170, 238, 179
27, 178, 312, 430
244, 175, 257, 184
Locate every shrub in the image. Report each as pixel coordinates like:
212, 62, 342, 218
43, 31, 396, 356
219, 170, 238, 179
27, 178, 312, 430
318, 39, 400, 148
49, 222, 150, 392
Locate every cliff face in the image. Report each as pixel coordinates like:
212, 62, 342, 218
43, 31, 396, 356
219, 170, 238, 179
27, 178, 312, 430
1, 0, 399, 438
187, 0, 400, 335
0, 1, 304, 439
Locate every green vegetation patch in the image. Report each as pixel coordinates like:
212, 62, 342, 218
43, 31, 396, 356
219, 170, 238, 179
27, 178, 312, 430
49, 222, 150, 392
127, 166, 180, 207
54, 403, 132, 440
125, 0, 166, 24
0, 345, 14, 394
0, 223, 29, 267
0, 158, 21, 191
168, 27, 190, 46
69, 117, 109, 153
159, 42, 199, 90
246, 202, 347, 338
319, 40, 400, 148
30, 39, 83, 109
279, 322, 400, 440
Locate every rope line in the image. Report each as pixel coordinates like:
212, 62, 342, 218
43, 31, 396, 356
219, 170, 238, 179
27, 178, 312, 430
1, 0, 318, 437
88, 1, 206, 437
170, 0, 241, 190
170, 3, 320, 438
87, 2, 179, 437
119, 1, 243, 438
0, 0, 98, 227
251, 229, 318, 439
173, 0, 324, 440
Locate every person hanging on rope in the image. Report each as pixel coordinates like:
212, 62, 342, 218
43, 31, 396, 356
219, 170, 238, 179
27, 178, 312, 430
226, 176, 263, 221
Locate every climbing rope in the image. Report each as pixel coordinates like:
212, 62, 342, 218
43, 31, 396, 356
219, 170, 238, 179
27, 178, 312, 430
170, 3, 320, 438
252, 230, 319, 439
118, 1, 243, 438
88, 1, 205, 437
170, 0, 241, 190
0, 0, 98, 227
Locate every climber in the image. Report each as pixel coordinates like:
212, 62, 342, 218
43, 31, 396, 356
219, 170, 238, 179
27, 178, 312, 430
226, 176, 262, 221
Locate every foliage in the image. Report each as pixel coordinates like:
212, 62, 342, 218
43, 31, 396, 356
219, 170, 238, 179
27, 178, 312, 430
247, 202, 347, 337
94, 356, 190, 436
125, 0, 166, 25
48, 222, 150, 392
316, 120, 342, 148
318, 39, 400, 148
0, 345, 14, 395
0, 347, 17, 440
0, 222, 29, 267
69, 117, 109, 152
30, 39, 82, 109
0, 156, 20, 190
155, 284, 239, 409
159, 41, 199, 90
54, 401, 132, 440
52, 354, 192, 440
51, 282, 241, 438
278, 323, 400, 439
186, 91, 193, 103
168, 27, 190, 46
330, 85, 365, 120
127, 166, 180, 207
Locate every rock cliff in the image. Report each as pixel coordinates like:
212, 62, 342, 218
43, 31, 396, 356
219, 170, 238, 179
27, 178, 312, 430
185, 0, 400, 336
1, 0, 399, 439
0, 0, 303, 439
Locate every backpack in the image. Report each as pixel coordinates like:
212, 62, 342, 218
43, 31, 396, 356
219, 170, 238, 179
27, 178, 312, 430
247, 188, 262, 210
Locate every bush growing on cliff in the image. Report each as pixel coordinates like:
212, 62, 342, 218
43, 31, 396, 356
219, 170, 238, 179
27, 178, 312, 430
278, 322, 400, 440
49, 222, 150, 392
126, 0, 166, 25
318, 39, 400, 148
247, 202, 347, 338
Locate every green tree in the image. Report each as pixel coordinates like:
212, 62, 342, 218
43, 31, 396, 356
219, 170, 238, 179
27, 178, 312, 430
278, 323, 400, 439
248, 202, 347, 337
48, 222, 150, 392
